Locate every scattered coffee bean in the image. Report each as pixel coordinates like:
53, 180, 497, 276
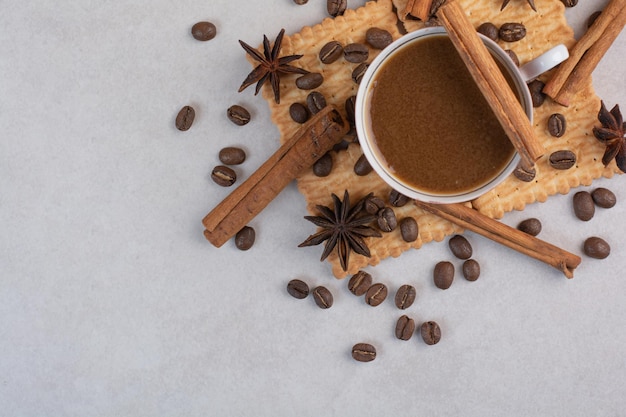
364, 195, 385, 215
313, 152, 333, 177
175, 105, 195, 131
549, 150, 576, 170
548, 113, 567, 137
365, 283, 388, 306
333, 139, 351, 152
289, 102, 310, 124
528, 80, 546, 107
395, 285, 416, 310
462, 259, 480, 281
218, 147, 246, 165
296, 73, 324, 90
395, 315, 416, 341
505, 49, 520, 66
345, 95, 357, 124
433, 261, 454, 290
293, 0, 308, 4
227, 105, 251, 126
327, 0, 347, 17
421, 321, 441, 345
561, 0, 577, 6
319, 40, 344, 64
573, 191, 595, 221
306, 91, 327, 114
365, 27, 393, 49
344, 43, 369, 63
377, 207, 397, 232
348, 270, 373, 296
448, 235, 473, 259
399, 217, 419, 242
591, 187, 616, 208
389, 189, 410, 207
499, 22, 527, 42
477, 22, 499, 41
352, 343, 376, 362
211, 165, 237, 186
587, 11, 601, 28
354, 153, 373, 176
583, 237, 610, 259
352, 63, 368, 84
517, 218, 542, 236
513, 162, 536, 182
287, 279, 310, 299
191, 21, 217, 41
235, 226, 255, 250
312, 286, 334, 309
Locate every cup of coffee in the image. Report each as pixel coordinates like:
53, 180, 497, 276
355, 27, 568, 204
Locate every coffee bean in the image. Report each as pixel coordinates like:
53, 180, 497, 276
312, 286, 334, 309
528, 80, 546, 107
395, 315, 416, 341
211, 165, 237, 187
227, 105, 251, 126
448, 235, 472, 259
352, 343, 376, 362
364, 195, 385, 215
549, 150, 576, 170
561, 0, 577, 6
327, 0, 347, 17
377, 207, 397, 232
319, 41, 344, 64
433, 261, 454, 290
175, 105, 195, 131
296, 73, 324, 90
313, 152, 333, 177
289, 102, 310, 124
395, 284, 416, 310
505, 49, 520, 67
583, 237, 610, 259
591, 187, 616, 208
345, 95, 357, 124
191, 21, 217, 41
348, 270, 373, 296
235, 226, 255, 250
587, 11, 601, 28
399, 217, 419, 242
573, 191, 595, 221
499, 22, 526, 42
293, 0, 308, 4
287, 279, 309, 299
365, 27, 393, 49
306, 91, 327, 114
354, 153, 373, 176
477, 22, 499, 41
517, 218, 542, 236
352, 63, 368, 84
548, 113, 567, 137
462, 259, 480, 281
218, 147, 246, 165
365, 283, 388, 307
344, 43, 369, 63
513, 162, 536, 182
389, 189, 410, 207
421, 321, 441, 345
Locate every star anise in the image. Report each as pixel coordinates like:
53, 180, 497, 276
500, 0, 537, 12
298, 191, 382, 272
593, 100, 626, 173
238, 28, 308, 104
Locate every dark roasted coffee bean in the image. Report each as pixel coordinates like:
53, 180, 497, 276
505, 49, 520, 66
448, 235, 472, 259
517, 218, 542, 236
348, 270, 373, 296
499, 22, 526, 42
191, 21, 217, 41
319, 40, 344, 64
561, 0, 577, 6
421, 321, 441, 345
365, 283, 388, 307
549, 150, 576, 170
218, 147, 246, 165
227, 105, 251, 126
293, 0, 308, 4
462, 259, 480, 281
333, 139, 351, 152
344, 43, 369, 63
389, 189, 410, 207
395, 315, 416, 341
175, 105, 195, 131
433, 261, 454, 290
289, 102, 310, 124
313, 152, 333, 177
477, 22, 499, 41
587, 11, 601, 28
296, 73, 324, 90
354, 153, 373, 176
211, 165, 237, 186
583, 237, 610, 259
377, 207, 397, 232
235, 226, 255, 250
352, 343, 376, 362
364, 195, 385, 215
306, 91, 327, 114
287, 279, 309, 299
528, 80, 546, 107
591, 187, 616, 208
327, 0, 347, 17
513, 162, 536, 182
312, 286, 334, 309
352, 63, 368, 84
395, 285, 416, 310
366, 27, 393, 49
573, 191, 595, 221
399, 217, 419, 242
548, 113, 567, 137
345, 95, 357, 124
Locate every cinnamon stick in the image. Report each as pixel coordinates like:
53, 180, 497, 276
203, 106, 349, 247
403, 0, 434, 21
436, 0, 545, 170
414, 201, 581, 278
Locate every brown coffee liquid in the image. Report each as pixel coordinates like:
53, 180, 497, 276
369, 35, 516, 195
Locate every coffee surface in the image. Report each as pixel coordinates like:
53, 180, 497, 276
369, 35, 516, 195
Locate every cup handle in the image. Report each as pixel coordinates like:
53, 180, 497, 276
518, 44, 569, 82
